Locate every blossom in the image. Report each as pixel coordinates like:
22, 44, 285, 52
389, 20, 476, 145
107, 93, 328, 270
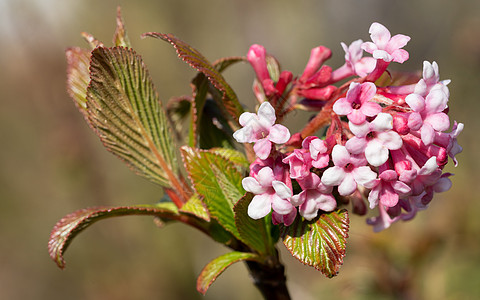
341, 39, 376, 77
368, 168, 411, 209
406, 86, 450, 145
346, 113, 403, 167
291, 173, 336, 220
242, 167, 295, 221
282, 136, 330, 179
362, 22, 410, 63
434, 121, 464, 166
321, 145, 377, 196
282, 149, 312, 179
333, 82, 381, 125
303, 136, 330, 168
233, 102, 290, 159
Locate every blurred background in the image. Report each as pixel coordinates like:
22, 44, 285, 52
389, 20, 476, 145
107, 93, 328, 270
1, 0, 479, 299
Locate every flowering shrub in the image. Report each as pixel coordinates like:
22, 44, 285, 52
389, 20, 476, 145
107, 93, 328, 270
49, 9, 463, 299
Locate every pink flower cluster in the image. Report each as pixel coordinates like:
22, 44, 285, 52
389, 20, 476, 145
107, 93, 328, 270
234, 22, 463, 231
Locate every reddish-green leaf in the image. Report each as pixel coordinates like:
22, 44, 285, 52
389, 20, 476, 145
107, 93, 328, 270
113, 6, 131, 48
86, 47, 185, 196
233, 193, 273, 255
48, 203, 179, 269
213, 56, 246, 73
197, 251, 261, 295
281, 210, 350, 278
181, 146, 244, 238
142, 32, 244, 122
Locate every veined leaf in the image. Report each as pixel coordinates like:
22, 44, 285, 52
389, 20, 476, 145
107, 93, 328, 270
142, 32, 244, 123
180, 193, 210, 221
233, 193, 272, 255
197, 251, 261, 295
86, 47, 186, 197
213, 56, 246, 73
66, 47, 91, 116
209, 148, 249, 170
281, 210, 349, 278
181, 146, 244, 238
113, 6, 131, 48
48, 203, 179, 269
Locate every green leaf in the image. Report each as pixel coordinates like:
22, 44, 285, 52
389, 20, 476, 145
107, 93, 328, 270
181, 146, 244, 238
233, 193, 272, 255
180, 193, 210, 221
113, 7, 131, 48
281, 209, 350, 278
209, 148, 249, 170
197, 251, 261, 295
48, 203, 179, 269
142, 32, 244, 123
86, 47, 185, 195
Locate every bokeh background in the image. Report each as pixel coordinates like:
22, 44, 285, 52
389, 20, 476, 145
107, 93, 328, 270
1, 0, 479, 299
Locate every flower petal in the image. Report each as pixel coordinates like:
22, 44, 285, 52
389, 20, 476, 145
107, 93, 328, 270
387, 34, 411, 52
365, 140, 389, 167
321, 166, 345, 186
332, 97, 353, 115
372, 112, 393, 131
256, 167, 274, 187
253, 138, 272, 160
242, 177, 266, 194
316, 194, 337, 212
257, 102, 276, 126
377, 131, 403, 150
405, 93, 425, 112
268, 124, 291, 144
338, 173, 357, 196
345, 136, 367, 154
361, 101, 382, 117
331, 145, 350, 167
247, 194, 272, 219
369, 22, 391, 48
272, 180, 293, 199
352, 166, 377, 187
271, 194, 293, 215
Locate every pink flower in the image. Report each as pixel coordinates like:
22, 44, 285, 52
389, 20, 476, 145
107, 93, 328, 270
333, 82, 381, 125
302, 136, 330, 168
434, 121, 464, 166
406, 86, 450, 145
291, 173, 337, 220
282, 149, 312, 179
247, 44, 275, 96
368, 168, 411, 209
366, 204, 401, 232
346, 113, 403, 167
362, 22, 410, 63
414, 61, 450, 97
299, 46, 332, 83
233, 102, 291, 159
242, 167, 295, 220
321, 145, 377, 196
341, 39, 376, 77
